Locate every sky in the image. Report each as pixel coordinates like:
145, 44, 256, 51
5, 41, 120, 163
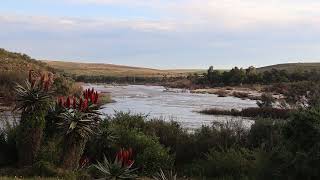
1, 0, 320, 69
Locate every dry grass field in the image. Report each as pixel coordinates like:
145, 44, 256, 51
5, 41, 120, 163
45, 60, 203, 77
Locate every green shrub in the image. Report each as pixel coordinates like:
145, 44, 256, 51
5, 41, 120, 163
143, 120, 192, 164
0, 117, 18, 166
85, 118, 117, 161
257, 93, 275, 108
0, 71, 26, 105
114, 129, 174, 175
247, 119, 283, 150
109, 111, 147, 131
278, 107, 320, 179
191, 148, 255, 179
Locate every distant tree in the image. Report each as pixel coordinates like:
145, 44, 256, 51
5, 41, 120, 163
229, 67, 246, 85
207, 66, 214, 84
246, 66, 259, 84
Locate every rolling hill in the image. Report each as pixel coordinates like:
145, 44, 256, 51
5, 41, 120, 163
257, 63, 320, 73
0, 48, 53, 73
45, 60, 202, 77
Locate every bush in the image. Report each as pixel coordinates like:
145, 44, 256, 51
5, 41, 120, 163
85, 118, 117, 162
0, 71, 25, 105
191, 148, 255, 179
0, 117, 18, 167
113, 129, 174, 175
247, 119, 283, 150
110, 112, 147, 131
52, 75, 82, 97
275, 107, 320, 179
257, 93, 275, 108
144, 120, 186, 152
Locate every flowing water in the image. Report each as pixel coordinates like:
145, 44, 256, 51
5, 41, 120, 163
87, 85, 258, 129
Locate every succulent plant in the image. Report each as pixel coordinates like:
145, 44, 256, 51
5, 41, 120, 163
14, 70, 54, 166
153, 169, 177, 180
94, 149, 137, 180
57, 88, 102, 170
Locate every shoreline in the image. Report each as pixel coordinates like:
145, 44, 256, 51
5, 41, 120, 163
198, 107, 292, 119
88, 82, 284, 101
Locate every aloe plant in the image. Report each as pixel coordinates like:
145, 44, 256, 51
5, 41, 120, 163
94, 149, 137, 180
153, 169, 177, 180
57, 88, 101, 170
15, 70, 54, 166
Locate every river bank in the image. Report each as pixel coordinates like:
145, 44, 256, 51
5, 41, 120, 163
160, 79, 283, 101
188, 86, 283, 101
199, 107, 292, 119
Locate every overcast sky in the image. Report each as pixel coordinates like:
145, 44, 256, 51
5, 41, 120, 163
1, 0, 320, 69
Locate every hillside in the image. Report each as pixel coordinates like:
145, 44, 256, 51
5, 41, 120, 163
0, 49, 53, 73
257, 63, 320, 73
45, 61, 201, 77
0, 49, 56, 106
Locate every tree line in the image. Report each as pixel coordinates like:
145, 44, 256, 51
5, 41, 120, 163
190, 66, 320, 86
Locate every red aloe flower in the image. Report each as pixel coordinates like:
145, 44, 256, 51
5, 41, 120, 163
66, 97, 71, 108
58, 97, 65, 107
94, 92, 99, 104
84, 89, 88, 99
82, 99, 88, 111
72, 97, 77, 109
90, 93, 95, 103
116, 148, 134, 167
79, 98, 83, 111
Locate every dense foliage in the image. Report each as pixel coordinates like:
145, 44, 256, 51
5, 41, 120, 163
1, 101, 320, 179
204, 66, 320, 86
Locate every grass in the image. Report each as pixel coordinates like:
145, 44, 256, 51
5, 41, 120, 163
0, 49, 53, 73
44, 61, 203, 77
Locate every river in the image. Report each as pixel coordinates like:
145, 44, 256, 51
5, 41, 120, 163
88, 84, 258, 129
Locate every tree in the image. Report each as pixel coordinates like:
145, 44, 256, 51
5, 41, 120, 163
246, 66, 259, 84
229, 67, 246, 85
207, 66, 214, 84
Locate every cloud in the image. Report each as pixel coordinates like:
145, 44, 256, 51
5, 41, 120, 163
11, 0, 320, 31
61, 0, 165, 7
0, 14, 179, 32
165, 0, 320, 30
1, 0, 320, 68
